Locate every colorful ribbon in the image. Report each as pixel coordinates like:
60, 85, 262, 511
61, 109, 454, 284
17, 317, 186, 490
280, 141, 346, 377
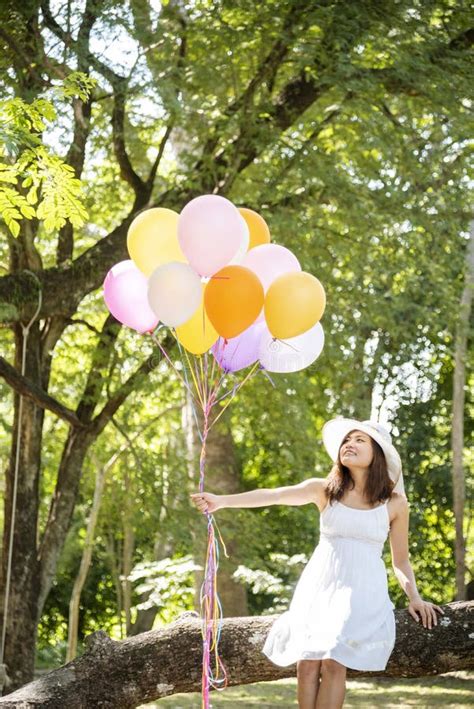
150, 331, 261, 707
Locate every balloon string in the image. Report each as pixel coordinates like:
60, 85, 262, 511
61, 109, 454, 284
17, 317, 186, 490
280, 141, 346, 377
199, 355, 207, 404
213, 382, 239, 406
172, 333, 204, 443
199, 406, 228, 708
210, 361, 260, 430
194, 356, 207, 408
276, 336, 300, 352
168, 329, 203, 407
149, 332, 201, 411
260, 367, 276, 387
208, 349, 217, 393
154, 336, 256, 707
208, 338, 227, 402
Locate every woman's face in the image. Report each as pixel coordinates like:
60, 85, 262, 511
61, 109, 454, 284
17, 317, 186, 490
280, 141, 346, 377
339, 429, 374, 469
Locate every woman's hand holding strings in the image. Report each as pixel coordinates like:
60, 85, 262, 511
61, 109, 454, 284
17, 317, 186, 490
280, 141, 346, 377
190, 492, 222, 515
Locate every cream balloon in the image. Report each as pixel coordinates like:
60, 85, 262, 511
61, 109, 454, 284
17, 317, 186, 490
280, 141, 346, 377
147, 262, 202, 328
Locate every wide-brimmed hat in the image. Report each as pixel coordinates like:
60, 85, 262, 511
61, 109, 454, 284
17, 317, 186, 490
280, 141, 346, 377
322, 418, 405, 495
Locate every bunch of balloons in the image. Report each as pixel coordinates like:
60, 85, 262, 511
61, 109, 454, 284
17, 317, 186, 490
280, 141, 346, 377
103, 195, 326, 709
104, 194, 326, 375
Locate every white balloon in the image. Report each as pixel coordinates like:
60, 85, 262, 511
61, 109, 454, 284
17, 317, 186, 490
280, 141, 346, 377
259, 322, 325, 373
148, 262, 202, 328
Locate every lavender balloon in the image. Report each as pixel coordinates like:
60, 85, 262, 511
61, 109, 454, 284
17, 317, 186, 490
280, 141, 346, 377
212, 321, 267, 372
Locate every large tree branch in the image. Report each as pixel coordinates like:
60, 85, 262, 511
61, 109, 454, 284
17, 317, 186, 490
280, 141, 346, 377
0, 26, 43, 82
0, 218, 134, 323
40, 0, 124, 88
112, 83, 146, 194
146, 121, 174, 189
0, 602, 472, 707
90, 334, 175, 434
0, 355, 86, 428
75, 314, 122, 424
199, 1, 317, 160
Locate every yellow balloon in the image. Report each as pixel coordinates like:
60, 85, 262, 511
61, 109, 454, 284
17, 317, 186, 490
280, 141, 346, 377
264, 272, 326, 339
238, 208, 271, 250
127, 208, 185, 276
176, 289, 218, 354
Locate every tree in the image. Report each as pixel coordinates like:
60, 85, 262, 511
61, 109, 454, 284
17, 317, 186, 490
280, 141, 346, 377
0, 0, 472, 691
451, 222, 474, 600
0, 602, 472, 708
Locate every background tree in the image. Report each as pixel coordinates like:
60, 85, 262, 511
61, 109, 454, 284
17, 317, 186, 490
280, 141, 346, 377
0, 0, 472, 693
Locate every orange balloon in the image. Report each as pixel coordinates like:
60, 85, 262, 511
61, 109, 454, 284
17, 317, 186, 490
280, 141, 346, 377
264, 272, 326, 339
204, 266, 264, 339
239, 208, 271, 250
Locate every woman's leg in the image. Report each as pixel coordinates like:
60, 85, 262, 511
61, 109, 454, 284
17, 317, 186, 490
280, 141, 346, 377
315, 658, 346, 708
296, 659, 322, 708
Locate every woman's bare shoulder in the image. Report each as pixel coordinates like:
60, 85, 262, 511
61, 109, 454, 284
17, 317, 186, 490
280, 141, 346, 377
388, 492, 409, 518
302, 477, 328, 511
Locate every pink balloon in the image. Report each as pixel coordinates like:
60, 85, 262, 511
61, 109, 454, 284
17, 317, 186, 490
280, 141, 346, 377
103, 260, 158, 334
242, 244, 301, 292
178, 195, 246, 277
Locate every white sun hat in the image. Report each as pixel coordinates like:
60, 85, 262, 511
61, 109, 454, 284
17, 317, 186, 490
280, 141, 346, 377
322, 418, 405, 496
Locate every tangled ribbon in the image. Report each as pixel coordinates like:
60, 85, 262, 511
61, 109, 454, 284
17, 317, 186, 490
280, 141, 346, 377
150, 330, 260, 707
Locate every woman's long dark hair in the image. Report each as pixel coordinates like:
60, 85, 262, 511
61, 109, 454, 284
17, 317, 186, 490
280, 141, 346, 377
325, 430, 394, 507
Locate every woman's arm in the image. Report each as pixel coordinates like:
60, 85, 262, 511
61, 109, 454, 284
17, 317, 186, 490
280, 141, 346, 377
389, 494, 444, 629
190, 477, 326, 514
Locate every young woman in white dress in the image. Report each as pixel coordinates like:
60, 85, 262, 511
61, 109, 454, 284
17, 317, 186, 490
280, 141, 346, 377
191, 418, 444, 709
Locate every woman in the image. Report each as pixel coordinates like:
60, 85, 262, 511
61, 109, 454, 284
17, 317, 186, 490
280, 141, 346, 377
190, 418, 444, 708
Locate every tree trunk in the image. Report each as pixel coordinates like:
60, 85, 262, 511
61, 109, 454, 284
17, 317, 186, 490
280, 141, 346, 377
0, 601, 471, 708
66, 455, 109, 662
0, 324, 45, 690
451, 220, 474, 600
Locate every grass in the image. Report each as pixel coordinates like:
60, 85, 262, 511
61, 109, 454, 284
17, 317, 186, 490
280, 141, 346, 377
140, 671, 473, 708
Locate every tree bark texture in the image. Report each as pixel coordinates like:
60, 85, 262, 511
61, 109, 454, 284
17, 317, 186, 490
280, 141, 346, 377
0, 324, 46, 689
451, 221, 474, 600
0, 602, 471, 708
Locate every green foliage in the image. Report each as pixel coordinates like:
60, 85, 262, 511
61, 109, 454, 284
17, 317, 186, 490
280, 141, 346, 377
129, 556, 200, 623
233, 552, 308, 613
60, 73, 97, 103
1, 0, 472, 667
0, 79, 93, 236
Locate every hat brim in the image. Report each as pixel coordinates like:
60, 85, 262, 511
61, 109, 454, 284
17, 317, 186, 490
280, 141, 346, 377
322, 418, 402, 485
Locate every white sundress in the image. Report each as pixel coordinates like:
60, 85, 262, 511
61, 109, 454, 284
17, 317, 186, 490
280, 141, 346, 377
262, 499, 396, 671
